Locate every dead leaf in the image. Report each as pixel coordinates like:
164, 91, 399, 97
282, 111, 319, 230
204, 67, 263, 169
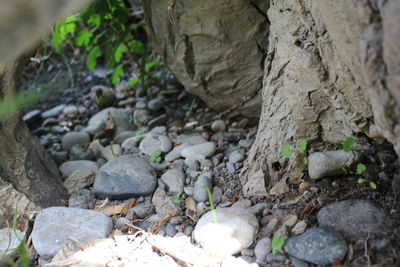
95, 200, 135, 216
185, 197, 196, 212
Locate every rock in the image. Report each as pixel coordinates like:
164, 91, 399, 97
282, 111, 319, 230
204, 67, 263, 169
59, 160, 98, 177
226, 162, 236, 174
0, 228, 26, 263
93, 155, 157, 199
211, 120, 226, 132
139, 135, 172, 155
184, 226, 194, 236
63, 170, 96, 194
121, 135, 145, 151
80, 119, 105, 136
291, 220, 307, 235
212, 186, 223, 205
166, 223, 177, 237
160, 168, 185, 194
269, 177, 289, 196
90, 85, 116, 108
193, 207, 259, 256
32, 207, 112, 259
165, 143, 191, 162
273, 225, 288, 239
69, 145, 94, 161
291, 257, 309, 267
176, 134, 207, 145
63, 105, 78, 117
148, 114, 168, 127
308, 151, 361, 179
229, 150, 245, 164
85, 108, 133, 135
51, 150, 69, 165
238, 139, 253, 148
282, 214, 298, 227
317, 200, 390, 241
266, 253, 287, 263
22, 109, 41, 126
181, 142, 216, 158
184, 154, 205, 170
298, 182, 311, 193
41, 104, 66, 118
152, 188, 177, 217
126, 203, 155, 219
62, 132, 90, 151
113, 131, 136, 144
193, 174, 212, 202
133, 109, 150, 124
284, 227, 347, 266
89, 139, 104, 158
232, 199, 252, 209
68, 189, 92, 209
254, 237, 271, 262
102, 144, 122, 161
148, 98, 164, 111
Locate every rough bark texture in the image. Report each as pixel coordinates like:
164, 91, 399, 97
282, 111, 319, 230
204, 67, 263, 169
143, 0, 269, 117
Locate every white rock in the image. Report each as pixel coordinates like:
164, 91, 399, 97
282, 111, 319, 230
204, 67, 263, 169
139, 135, 172, 156
181, 142, 216, 158
193, 207, 259, 256
41, 104, 66, 118
211, 120, 226, 132
63, 105, 78, 117
176, 133, 207, 145
121, 135, 144, 151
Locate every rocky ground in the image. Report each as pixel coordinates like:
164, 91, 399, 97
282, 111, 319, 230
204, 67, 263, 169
1, 58, 400, 267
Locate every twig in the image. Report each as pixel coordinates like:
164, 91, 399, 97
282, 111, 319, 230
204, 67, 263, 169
147, 209, 178, 234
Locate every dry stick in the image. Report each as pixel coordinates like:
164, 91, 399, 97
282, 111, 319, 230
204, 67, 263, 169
147, 209, 178, 234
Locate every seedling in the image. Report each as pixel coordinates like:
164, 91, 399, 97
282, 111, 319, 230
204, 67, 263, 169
281, 139, 308, 165
355, 163, 377, 190
338, 136, 355, 152
203, 186, 218, 223
183, 99, 196, 118
235, 144, 244, 150
271, 235, 286, 255
135, 128, 146, 137
171, 192, 182, 204
150, 149, 162, 163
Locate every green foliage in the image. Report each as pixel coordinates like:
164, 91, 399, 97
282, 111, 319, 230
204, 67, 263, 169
297, 139, 307, 154
171, 192, 182, 204
341, 136, 355, 152
203, 186, 218, 223
354, 163, 376, 190
281, 144, 293, 158
281, 139, 308, 165
356, 163, 366, 175
271, 236, 286, 255
183, 99, 196, 118
150, 149, 162, 163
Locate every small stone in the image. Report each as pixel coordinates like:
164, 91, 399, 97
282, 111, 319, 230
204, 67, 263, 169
212, 186, 223, 205
69, 145, 94, 161
113, 131, 136, 144
266, 253, 286, 263
133, 109, 150, 124
62, 132, 90, 151
226, 162, 236, 173
229, 150, 245, 164
238, 139, 253, 148
269, 178, 289, 196
160, 168, 185, 194
284, 227, 347, 265
165, 143, 191, 162
139, 135, 172, 155
193, 174, 212, 202
64, 170, 96, 194
63, 105, 78, 117
181, 142, 216, 158
282, 214, 298, 227
148, 98, 164, 111
248, 203, 268, 216
291, 257, 309, 267
185, 154, 205, 170
121, 135, 144, 151
68, 189, 92, 209
166, 223, 177, 237
59, 160, 98, 177
126, 203, 155, 219
241, 248, 254, 257
232, 199, 252, 209
0, 228, 26, 262
86, 108, 133, 135
211, 120, 226, 132
254, 237, 271, 262
184, 186, 194, 196
273, 225, 288, 238
23, 109, 41, 126
115, 217, 131, 231
184, 226, 194, 236
291, 220, 307, 235
196, 202, 207, 213
42, 104, 66, 118
102, 144, 122, 161
176, 133, 207, 145
200, 159, 213, 170
152, 188, 177, 217
32, 207, 112, 259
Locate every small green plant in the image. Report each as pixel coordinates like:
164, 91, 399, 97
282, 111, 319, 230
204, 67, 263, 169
110, 145, 116, 158
171, 192, 182, 204
183, 99, 196, 118
150, 149, 162, 163
281, 139, 308, 165
271, 236, 286, 255
234, 144, 244, 150
355, 163, 377, 190
203, 186, 218, 223
135, 128, 146, 137
338, 136, 355, 152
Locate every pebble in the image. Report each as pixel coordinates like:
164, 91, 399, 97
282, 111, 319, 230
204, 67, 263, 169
160, 168, 185, 194
139, 135, 172, 155
212, 186, 223, 205
86, 108, 133, 135
298, 182, 311, 193
133, 109, 150, 123
22, 109, 41, 126
63, 105, 78, 117
176, 133, 207, 145
282, 214, 298, 227
68, 189, 92, 209
266, 253, 287, 263
181, 142, 216, 158
165, 223, 177, 237
63, 170, 95, 194
291, 220, 307, 235
184, 226, 194, 236
317, 199, 389, 241
69, 145, 94, 161
113, 131, 136, 144
59, 160, 98, 177
226, 162, 236, 173
284, 227, 347, 265
102, 144, 122, 161
193, 174, 212, 202
238, 139, 253, 148
115, 217, 131, 231
121, 135, 145, 151
126, 203, 155, 219
165, 144, 191, 162
0, 228, 26, 261
152, 188, 177, 217
229, 150, 245, 164
232, 199, 252, 209
32, 207, 112, 259
185, 154, 205, 170
291, 257, 309, 267
273, 225, 288, 238
148, 98, 164, 111
248, 203, 268, 216
41, 104, 66, 118
92, 155, 157, 199
192, 207, 259, 256
211, 120, 226, 132
62, 132, 90, 150
254, 237, 271, 262
241, 248, 254, 257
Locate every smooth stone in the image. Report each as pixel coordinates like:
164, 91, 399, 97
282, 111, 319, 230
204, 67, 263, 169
211, 120, 226, 132
254, 237, 271, 262
90, 85, 116, 108
181, 142, 216, 158
41, 104, 66, 118
68, 189, 92, 209
0, 228, 26, 262
165, 143, 191, 162
148, 114, 168, 127
63, 170, 96, 194
126, 203, 155, 219
121, 135, 145, 151
282, 214, 298, 227
193, 174, 212, 202
89, 139, 104, 158
317, 200, 389, 241
284, 227, 347, 265
59, 160, 98, 177
266, 253, 286, 263
291, 220, 307, 235
113, 131, 136, 144
226, 162, 236, 173
308, 151, 361, 179
149, 126, 167, 135
229, 150, 245, 164
32, 207, 112, 259
133, 109, 150, 123
81, 120, 105, 136
63, 105, 78, 117
165, 223, 177, 237
92, 155, 157, 199
86, 108, 133, 135
160, 168, 185, 194
193, 207, 259, 256
176, 133, 207, 145
291, 257, 309, 267
248, 203, 268, 216
139, 135, 172, 155
212, 186, 223, 205
102, 144, 122, 161
62, 132, 90, 151
185, 154, 205, 169
51, 150, 68, 165
232, 199, 252, 209
152, 188, 177, 217
147, 98, 164, 111
69, 145, 94, 161
238, 139, 253, 148
23, 109, 41, 125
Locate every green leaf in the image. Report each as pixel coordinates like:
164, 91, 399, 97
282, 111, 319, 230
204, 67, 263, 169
114, 43, 127, 63
112, 64, 124, 85
271, 236, 286, 255
86, 46, 101, 70
281, 144, 293, 158
369, 182, 377, 190
342, 137, 355, 152
128, 77, 139, 86
128, 40, 145, 54
171, 192, 182, 204
87, 13, 101, 27
297, 139, 307, 154
150, 149, 162, 163
303, 157, 308, 165
356, 163, 367, 175
75, 29, 93, 48
144, 61, 164, 72
357, 178, 366, 184
203, 186, 218, 223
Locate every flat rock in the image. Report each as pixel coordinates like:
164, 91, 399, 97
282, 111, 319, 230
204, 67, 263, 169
317, 200, 390, 241
62, 132, 90, 151
160, 168, 185, 194
93, 155, 157, 199
152, 188, 177, 217
59, 160, 98, 177
63, 170, 96, 194
41, 104, 66, 118
139, 135, 172, 155
85, 107, 133, 135
284, 227, 347, 265
32, 207, 112, 259
308, 151, 360, 179
181, 142, 216, 158
193, 207, 259, 256
176, 133, 207, 145
165, 143, 191, 162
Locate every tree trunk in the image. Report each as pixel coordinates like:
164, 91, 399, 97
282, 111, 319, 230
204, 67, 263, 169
0, 52, 67, 228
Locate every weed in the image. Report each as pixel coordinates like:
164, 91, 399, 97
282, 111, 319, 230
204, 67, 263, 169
203, 186, 218, 223
281, 139, 308, 165
150, 149, 162, 163
355, 163, 377, 190
338, 136, 355, 152
171, 192, 182, 204
235, 144, 244, 150
183, 99, 196, 118
135, 128, 146, 137
110, 145, 116, 158
271, 235, 286, 255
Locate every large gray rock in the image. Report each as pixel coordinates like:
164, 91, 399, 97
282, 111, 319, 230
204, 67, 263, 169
62, 132, 90, 151
193, 207, 259, 256
92, 155, 157, 199
59, 160, 98, 177
32, 207, 112, 259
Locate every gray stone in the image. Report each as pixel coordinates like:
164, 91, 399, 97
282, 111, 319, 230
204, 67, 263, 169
90, 85, 116, 108
113, 131, 136, 144
59, 160, 98, 177
41, 104, 66, 118
92, 155, 157, 199
226, 162, 236, 173
23, 109, 41, 125
232, 199, 252, 209
148, 98, 164, 111
0, 228, 26, 262
133, 109, 150, 124
308, 151, 361, 179
63, 105, 78, 117
121, 135, 145, 151
291, 257, 309, 267
62, 132, 90, 151
81, 120, 105, 136
85, 108, 133, 135
165, 143, 191, 162
238, 139, 253, 148
139, 135, 172, 155
193, 207, 259, 256
181, 142, 216, 158
284, 227, 347, 265
160, 168, 185, 194
266, 253, 286, 263
291, 220, 307, 235
248, 203, 268, 216
212, 186, 223, 205
184, 154, 205, 170
64, 170, 96, 194
68, 189, 92, 209
211, 120, 226, 132
126, 203, 155, 219
317, 200, 390, 241
176, 134, 207, 145
229, 150, 245, 164
152, 188, 177, 217
254, 237, 271, 262
32, 207, 112, 259
193, 174, 212, 202
102, 144, 122, 161
165, 223, 177, 237
69, 145, 94, 161
88, 139, 104, 158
